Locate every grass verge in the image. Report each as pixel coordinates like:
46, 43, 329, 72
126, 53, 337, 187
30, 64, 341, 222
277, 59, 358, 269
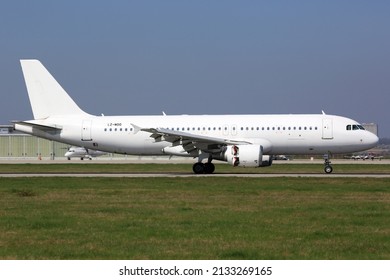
1, 177, 389, 259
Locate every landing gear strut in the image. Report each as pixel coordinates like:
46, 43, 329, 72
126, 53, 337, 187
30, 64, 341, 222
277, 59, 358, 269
323, 154, 333, 174
192, 156, 215, 174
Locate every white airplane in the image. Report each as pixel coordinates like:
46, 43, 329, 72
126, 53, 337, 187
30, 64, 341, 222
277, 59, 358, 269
65, 146, 106, 160
14, 60, 379, 174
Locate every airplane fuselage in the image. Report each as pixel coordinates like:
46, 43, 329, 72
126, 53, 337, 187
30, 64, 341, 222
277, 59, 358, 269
16, 114, 378, 157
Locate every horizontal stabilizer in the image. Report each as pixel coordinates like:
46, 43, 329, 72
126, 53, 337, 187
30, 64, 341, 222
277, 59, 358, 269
13, 120, 62, 132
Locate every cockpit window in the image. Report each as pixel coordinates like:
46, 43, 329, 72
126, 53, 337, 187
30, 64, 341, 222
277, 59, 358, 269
347, 124, 365, 131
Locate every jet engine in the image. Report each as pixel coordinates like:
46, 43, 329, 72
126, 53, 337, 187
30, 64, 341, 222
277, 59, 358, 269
225, 145, 272, 167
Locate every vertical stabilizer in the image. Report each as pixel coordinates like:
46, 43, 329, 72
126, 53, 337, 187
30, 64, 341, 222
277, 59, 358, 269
20, 59, 89, 119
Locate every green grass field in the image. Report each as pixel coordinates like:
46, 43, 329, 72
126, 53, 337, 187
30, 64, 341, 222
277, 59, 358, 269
1, 174, 389, 259
0, 162, 389, 174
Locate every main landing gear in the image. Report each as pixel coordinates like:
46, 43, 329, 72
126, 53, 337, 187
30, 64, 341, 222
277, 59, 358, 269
323, 154, 333, 174
192, 156, 215, 174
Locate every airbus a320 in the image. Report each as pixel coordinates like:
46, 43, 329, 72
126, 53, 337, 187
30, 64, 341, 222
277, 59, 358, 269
14, 60, 379, 174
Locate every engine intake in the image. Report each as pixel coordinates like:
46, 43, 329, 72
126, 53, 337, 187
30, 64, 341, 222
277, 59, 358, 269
225, 145, 272, 167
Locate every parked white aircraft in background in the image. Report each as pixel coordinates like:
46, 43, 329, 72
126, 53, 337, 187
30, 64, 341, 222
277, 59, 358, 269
14, 60, 379, 174
65, 146, 106, 160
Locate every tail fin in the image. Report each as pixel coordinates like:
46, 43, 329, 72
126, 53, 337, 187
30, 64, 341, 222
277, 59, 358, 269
20, 59, 89, 119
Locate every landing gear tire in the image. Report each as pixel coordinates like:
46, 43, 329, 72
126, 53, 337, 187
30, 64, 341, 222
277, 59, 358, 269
323, 153, 333, 174
193, 162, 205, 174
324, 165, 333, 174
204, 163, 215, 174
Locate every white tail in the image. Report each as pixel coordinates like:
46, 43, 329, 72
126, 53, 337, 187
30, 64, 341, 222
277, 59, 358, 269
20, 59, 89, 119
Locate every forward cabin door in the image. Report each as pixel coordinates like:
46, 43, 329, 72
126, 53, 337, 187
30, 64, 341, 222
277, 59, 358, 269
81, 120, 92, 141
322, 118, 333, 139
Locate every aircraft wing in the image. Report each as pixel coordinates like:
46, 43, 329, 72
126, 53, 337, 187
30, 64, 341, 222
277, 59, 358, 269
140, 127, 251, 156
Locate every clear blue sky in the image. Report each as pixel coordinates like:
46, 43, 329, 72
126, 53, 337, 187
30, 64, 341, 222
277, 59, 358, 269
1, 1, 389, 136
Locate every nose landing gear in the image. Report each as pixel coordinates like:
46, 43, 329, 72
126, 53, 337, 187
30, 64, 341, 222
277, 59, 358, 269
324, 154, 333, 174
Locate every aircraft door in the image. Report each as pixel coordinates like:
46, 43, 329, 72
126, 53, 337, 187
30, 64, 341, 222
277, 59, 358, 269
322, 119, 333, 139
81, 120, 92, 141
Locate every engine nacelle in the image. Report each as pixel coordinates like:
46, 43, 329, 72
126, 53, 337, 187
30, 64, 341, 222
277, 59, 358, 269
225, 145, 273, 167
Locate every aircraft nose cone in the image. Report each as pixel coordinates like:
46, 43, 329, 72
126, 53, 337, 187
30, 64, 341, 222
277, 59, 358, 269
372, 134, 379, 145
365, 132, 379, 148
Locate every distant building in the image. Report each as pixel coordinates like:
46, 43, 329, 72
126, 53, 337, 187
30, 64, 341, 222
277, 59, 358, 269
362, 123, 378, 136
0, 125, 68, 159
0, 125, 13, 134
0, 124, 129, 160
